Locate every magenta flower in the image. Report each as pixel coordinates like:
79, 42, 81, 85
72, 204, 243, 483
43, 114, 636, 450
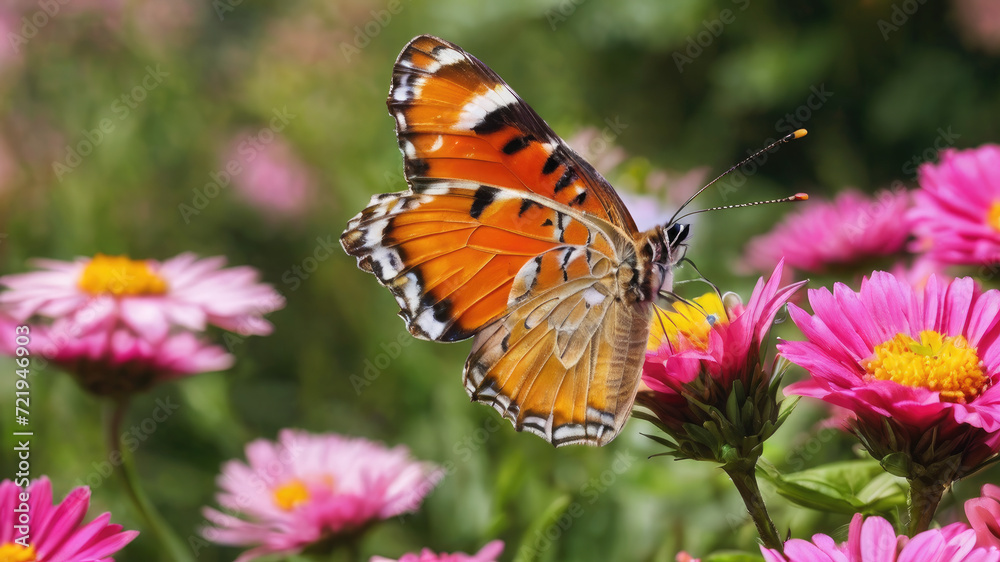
0, 477, 138, 561
0, 253, 284, 343
371, 540, 504, 562
761, 513, 999, 562
966, 484, 1000, 549
907, 145, 1000, 266
780, 272, 1000, 472
639, 262, 805, 435
224, 134, 315, 220
743, 189, 911, 275
0, 317, 232, 396
202, 430, 443, 562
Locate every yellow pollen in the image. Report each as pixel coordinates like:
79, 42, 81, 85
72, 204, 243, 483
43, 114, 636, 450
863, 330, 989, 404
988, 202, 1000, 233
648, 292, 728, 352
0, 543, 37, 562
77, 254, 168, 297
273, 479, 311, 511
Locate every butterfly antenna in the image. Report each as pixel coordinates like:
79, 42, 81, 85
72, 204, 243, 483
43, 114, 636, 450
674, 192, 809, 223
667, 128, 808, 226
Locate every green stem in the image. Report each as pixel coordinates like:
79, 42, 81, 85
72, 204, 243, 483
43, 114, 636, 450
724, 464, 783, 552
106, 399, 195, 562
907, 478, 946, 536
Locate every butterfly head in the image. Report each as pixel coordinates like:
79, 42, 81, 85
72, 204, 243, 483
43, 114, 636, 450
640, 222, 690, 299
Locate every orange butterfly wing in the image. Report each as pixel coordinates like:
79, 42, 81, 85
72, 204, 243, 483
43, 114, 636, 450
342, 35, 669, 446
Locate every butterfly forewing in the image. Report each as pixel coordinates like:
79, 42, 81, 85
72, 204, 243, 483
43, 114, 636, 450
342, 34, 670, 447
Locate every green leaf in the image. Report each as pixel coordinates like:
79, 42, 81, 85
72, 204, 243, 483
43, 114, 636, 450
759, 459, 907, 515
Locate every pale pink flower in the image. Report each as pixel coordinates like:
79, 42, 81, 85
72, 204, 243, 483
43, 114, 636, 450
202, 430, 443, 562
0, 477, 138, 561
0, 317, 232, 396
224, 134, 315, 220
371, 540, 504, 562
762, 513, 999, 562
907, 144, 1000, 265
966, 484, 1000, 549
953, 0, 1000, 53
0, 253, 284, 344
743, 189, 911, 275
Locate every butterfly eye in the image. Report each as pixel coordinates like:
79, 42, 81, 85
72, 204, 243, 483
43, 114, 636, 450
666, 223, 690, 247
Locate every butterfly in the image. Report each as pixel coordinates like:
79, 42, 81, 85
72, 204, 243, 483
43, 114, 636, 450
341, 35, 690, 447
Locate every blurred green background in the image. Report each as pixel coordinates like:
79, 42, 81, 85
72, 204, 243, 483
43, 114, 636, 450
1, 0, 999, 560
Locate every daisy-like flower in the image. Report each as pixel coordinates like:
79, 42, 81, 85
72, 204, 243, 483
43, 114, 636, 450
743, 189, 911, 276
202, 430, 443, 562
637, 262, 803, 551
638, 261, 804, 448
779, 272, 1000, 532
907, 144, 1000, 266
761, 513, 1000, 562
0, 253, 284, 344
966, 484, 1000, 549
370, 540, 504, 562
0, 477, 138, 561
0, 318, 233, 396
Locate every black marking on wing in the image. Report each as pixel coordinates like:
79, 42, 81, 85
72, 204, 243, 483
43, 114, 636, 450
519, 198, 541, 217
571, 191, 588, 206
554, 168, 578, 192
502, 135, 535, 155
542, 146, 567, 175
470, 185, 499, 219
472, 107, 510, 135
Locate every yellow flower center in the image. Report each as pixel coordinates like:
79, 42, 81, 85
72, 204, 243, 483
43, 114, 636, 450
648, 292, 729, 351
987, 202, 1000, 232
77, 254, 168, 296
0, 543, 37, 562
863, 330, 989, 404
273, 479, 311, 511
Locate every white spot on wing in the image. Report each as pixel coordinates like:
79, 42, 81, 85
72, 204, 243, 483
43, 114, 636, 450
435, 48, 465, 66
429, 135, 444, 152
582, 287, 606, 307
455, 85, 517, 131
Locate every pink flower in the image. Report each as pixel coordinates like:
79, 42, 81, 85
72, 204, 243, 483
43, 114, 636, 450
908, 145, 1000, 266
0, 477, 138, 561
371, 540, 504, 562
223, 134, 315, 220
743, 189, 911, 275
780, 272, 1000, 474
953, 0, 1000, 54
761, 513, 999, 562
202, 430, 443, 562
640, 262, 804, 428
0, 253, 284, 344
0, 317, 232, 396
636, 263, 803, 460
966, 484, 1000, 549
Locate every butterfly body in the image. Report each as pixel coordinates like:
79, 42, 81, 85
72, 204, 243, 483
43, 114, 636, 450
342, 35, 688, 446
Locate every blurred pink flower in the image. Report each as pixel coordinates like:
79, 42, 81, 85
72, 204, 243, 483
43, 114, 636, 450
743, 189, 911, 275
371, 541, 504, 562
0, 317, 232, 396
0, 477, 138, 561
0, 253, 284, 344
780, 272, 1000, 474
224, 134, 315, 220
908, 144, 1000, 266
761, 513, 998, 562
953, 0, 1000, 54
889, 254, 951, 291
966, 484, 1000, 549
202, 430, 443, 562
